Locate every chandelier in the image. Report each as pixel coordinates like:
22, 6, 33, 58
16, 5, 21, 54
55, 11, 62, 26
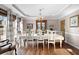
37, 8, 44, 21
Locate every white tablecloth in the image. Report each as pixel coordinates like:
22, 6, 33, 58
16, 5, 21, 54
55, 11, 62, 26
20, 34, 64, 40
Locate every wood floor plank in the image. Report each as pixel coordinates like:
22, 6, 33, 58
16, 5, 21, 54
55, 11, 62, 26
15, 42, 79, 55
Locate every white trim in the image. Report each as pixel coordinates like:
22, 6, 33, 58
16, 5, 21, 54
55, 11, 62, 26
57, 5, 79, 19
65, 41, 79, 49
12, 4, 25, 16
55, 4, 70, 16
0, 4, 10, 11
65, 32, 79, 49
65, 32, 79, 36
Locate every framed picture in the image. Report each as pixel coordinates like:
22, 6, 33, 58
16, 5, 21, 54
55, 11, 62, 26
70, 16, 79, 27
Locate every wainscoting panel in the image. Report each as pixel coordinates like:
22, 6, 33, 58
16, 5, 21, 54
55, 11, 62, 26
65, 32, 79, 49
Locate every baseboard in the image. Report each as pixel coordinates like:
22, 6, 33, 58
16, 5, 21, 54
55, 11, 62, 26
65, 41, 79, 50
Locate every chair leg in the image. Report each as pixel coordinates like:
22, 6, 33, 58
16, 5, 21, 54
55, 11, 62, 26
48, 43, 49, 49
37, 41, 38, 49
60, 41, 62, 48
27, 40, 28, 47
53, 43, 55, 51
15, 48, 17, 55
32, 40, 34, 48
43, 42, 44, 49
32, 41, 34, 48
24, 40, 26, 47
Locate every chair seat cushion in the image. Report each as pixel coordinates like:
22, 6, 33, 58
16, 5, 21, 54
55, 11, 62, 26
0, 44, 11, 50
0, 40, 8, 46
0, 44, 15, 54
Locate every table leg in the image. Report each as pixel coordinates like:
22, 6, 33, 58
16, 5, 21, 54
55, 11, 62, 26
54, 43, 55, 50
15, 48, 17, 55
32, 40, 34, 48
27, 39, 28, 47
24, 40, 25, 47
60, 40, 62, 48
37, 41, 38, 49
43, 41, 44, 49
48, 43, 49, 49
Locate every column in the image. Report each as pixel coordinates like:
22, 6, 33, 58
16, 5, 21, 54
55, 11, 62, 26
6, 9, 11, 40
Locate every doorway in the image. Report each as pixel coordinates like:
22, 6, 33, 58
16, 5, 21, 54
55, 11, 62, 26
60, 20, 65, 38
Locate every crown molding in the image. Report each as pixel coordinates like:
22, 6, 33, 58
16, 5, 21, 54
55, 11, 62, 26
55, 4, 71, 16
56, 4, 79, 20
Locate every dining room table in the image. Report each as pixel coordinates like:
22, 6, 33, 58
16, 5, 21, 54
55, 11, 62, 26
20, 33, 64, 48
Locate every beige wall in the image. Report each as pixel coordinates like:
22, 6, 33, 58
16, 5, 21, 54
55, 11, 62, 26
47, 20, 60, 31
60, 10, 79, 49
23, 17, 60, 32
23, 17, 36, 32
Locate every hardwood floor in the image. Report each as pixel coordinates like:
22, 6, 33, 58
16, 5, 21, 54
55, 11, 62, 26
16, 42, 79, 55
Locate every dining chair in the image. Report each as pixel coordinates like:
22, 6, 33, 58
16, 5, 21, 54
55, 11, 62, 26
47, 30, 50, 34
53, 31, 64, 48
37, 29, 42, 35
22, 36, 32, 48
26, 36, 34, 48
50, 31, 56, 34
37, 35, 44, 49
31, 36, 40, 48
41, 34, 49, 49
31, 30, 38, 48
25, 31, 31, 47
48, 34, 56, 50
28, 30, 37, 48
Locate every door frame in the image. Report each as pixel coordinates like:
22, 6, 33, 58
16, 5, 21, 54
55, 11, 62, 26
60, 20, 65, 40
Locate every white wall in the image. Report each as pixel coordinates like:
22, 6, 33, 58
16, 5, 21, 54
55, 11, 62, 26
60, 10, 79, 49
